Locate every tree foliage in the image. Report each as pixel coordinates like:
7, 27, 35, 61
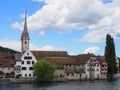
0, 46, 20, 54
34, 59, 55, 81
0, 71, 4, 75
105, 34, 117, 78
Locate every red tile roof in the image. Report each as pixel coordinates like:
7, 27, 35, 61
96, 56, 107, 65
32, 51, 68, 59
0, 53, 14, 67
33, 53, 96, 68
14, 53, 21, 61
75, 54, 95, 64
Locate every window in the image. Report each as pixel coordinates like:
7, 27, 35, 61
27, 61, 30, 64
24, 56, 32, 60
87, 69, 89, 71
25, 41, 27, 44
67, 73, 69, 76
27, 53, 29, 55
96, 68, 99, 71
94, 64, 96, 66
29, 67, 33, 70
90, 68, 94, 71
25, 74, 27, 77
72, 73, 74, 76
97, 64, 99, 67
15, 66, 21, 73
79, 74, 82, 77
22, 67, 27, 70
32, 61, 34, 64
90, 60, 92, 62
22, 61, 24, 64
29, 74, 31, 77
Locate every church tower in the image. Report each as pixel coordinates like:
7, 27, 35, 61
21, 11, 29, 53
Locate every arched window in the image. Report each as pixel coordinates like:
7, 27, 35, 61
25, 41, 27, 44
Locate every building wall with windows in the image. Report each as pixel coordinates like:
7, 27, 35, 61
85, 57, 101, 79
14, 60, 21, 77
0, 67, 14, 74
21, 50, 37, 78
14, 50, 37, 78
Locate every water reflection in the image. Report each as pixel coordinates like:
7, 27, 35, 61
0, 79, 120, 90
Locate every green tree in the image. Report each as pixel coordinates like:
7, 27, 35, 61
0, 71, 4, 75
34, 59, 55, 81
105, 34, 117, 79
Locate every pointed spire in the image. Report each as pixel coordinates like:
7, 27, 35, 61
21, 9, 30, 41
23, 9, 28, 33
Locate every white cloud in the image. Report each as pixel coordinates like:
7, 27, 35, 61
30, 44, 61, 51
0, 39, 21, 51
11, 0, 120, 42
19, 13, 29, 19
0, 39, 61, 52
84, 46, 100, 54
39, 31, 45, 36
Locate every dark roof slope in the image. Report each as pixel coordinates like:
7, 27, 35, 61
32, 51, 68, 59
96, 56, 106, 65
75, 54, 95, 64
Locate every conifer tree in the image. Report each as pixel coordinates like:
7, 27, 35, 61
105, 34, 117, 78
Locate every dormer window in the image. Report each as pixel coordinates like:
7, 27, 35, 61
27, 53, 29, 55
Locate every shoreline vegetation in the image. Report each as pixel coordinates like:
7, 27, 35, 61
0, 73, 120, 84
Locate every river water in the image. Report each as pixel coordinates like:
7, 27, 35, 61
0, 79, 120, 90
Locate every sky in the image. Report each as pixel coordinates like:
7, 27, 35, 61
0, 0, 120, 57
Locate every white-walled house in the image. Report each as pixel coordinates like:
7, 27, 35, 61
21, 50, 37, 78
14, 50, 37, 78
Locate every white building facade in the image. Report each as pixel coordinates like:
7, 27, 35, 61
14, 11, 37, 78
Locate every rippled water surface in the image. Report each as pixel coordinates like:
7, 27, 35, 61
0, 79, 120, 90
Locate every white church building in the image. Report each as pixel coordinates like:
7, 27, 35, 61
14, 12, 37, 78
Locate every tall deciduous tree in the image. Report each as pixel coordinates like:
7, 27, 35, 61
105, 34, 117, 78
34, 59, 55, 81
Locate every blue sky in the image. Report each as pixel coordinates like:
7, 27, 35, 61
0, 0, 120, 57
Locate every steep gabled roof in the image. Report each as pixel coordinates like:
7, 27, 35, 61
75, 54, 95, 64
14, 53, 21, 61
96, 56, 107, 65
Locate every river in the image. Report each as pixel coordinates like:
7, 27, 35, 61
0, 79, 120, 90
